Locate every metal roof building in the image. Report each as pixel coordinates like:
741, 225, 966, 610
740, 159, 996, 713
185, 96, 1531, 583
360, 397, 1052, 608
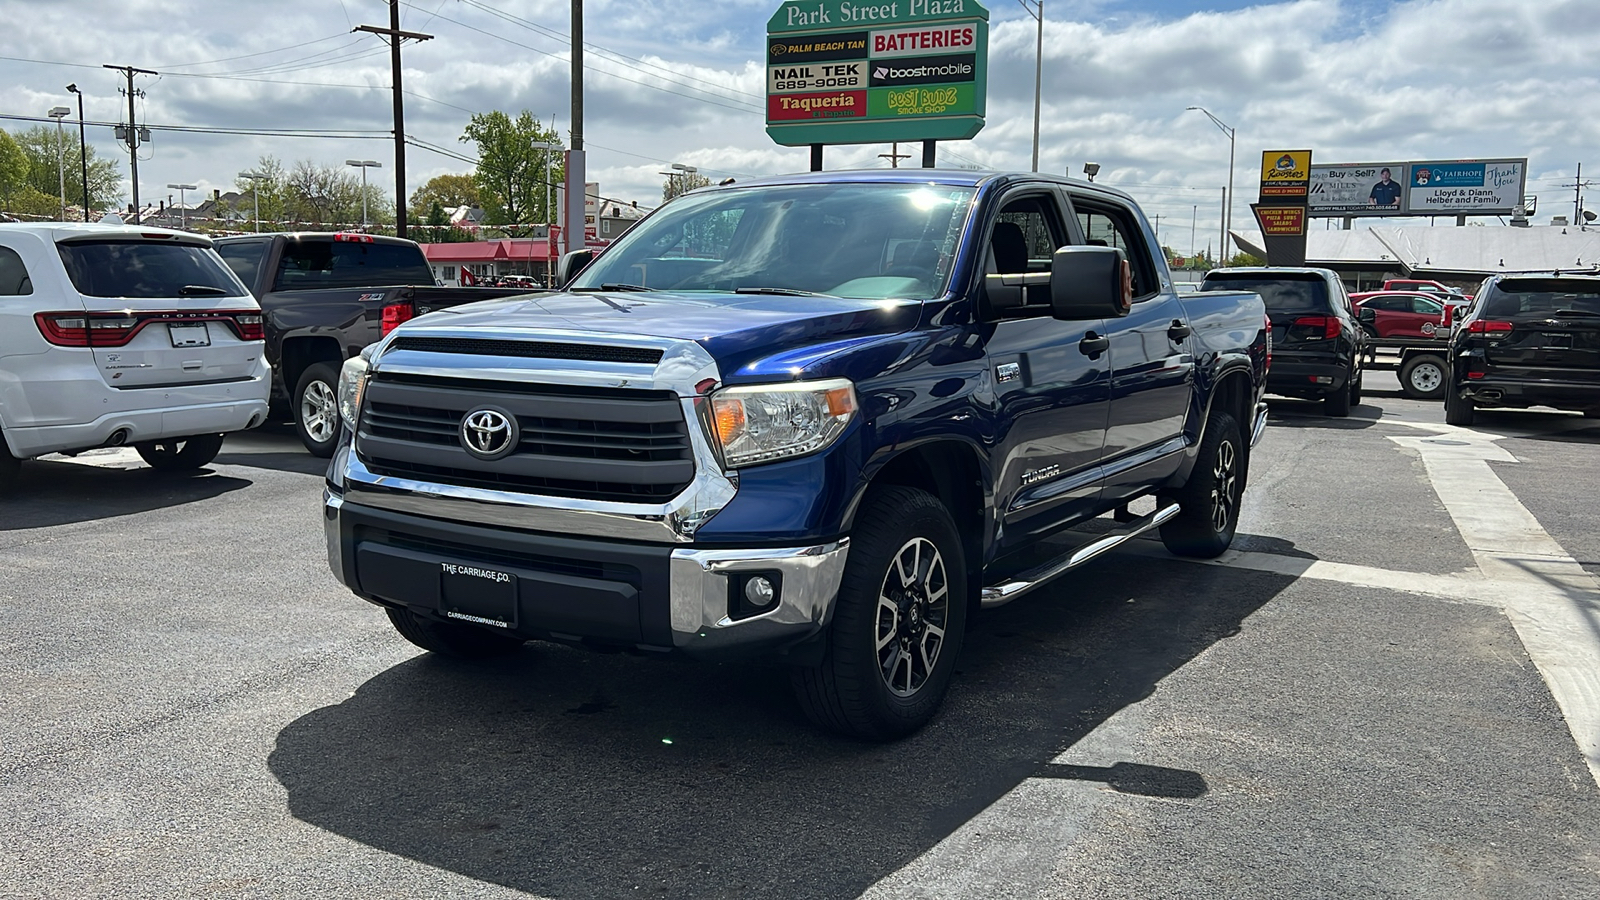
1232, 224, 1600, 291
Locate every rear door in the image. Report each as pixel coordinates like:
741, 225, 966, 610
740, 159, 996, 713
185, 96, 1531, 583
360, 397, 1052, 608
1480, 279, 1600, 377
53, 233, 263, 389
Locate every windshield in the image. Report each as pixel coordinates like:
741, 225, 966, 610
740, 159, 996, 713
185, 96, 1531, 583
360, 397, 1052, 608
570, 183, 975, 300
1483, 278, 1600, 317
1201, 273, 1329, 314
57, 240, 246, 299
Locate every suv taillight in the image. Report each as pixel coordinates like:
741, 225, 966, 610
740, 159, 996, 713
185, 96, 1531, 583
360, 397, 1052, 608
1467, 320, 1513, 334
230, 313, 265, 341
380, 302, 415, 335
1291, 315, 1341, 339
35, 312, 136, 347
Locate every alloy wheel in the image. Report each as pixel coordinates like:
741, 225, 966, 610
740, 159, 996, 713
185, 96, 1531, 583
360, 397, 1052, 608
301, 379, 338, 443
875, 537, 950, 697
1211, 439, 1238, 533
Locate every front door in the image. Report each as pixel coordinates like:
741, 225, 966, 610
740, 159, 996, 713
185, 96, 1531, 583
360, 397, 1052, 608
983, 190, 1111, 551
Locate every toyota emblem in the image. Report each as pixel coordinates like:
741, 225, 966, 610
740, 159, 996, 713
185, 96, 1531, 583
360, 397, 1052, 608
460, 408, 518, 460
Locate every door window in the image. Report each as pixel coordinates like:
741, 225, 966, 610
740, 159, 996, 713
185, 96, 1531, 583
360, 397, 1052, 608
987, 193, 1068, 317
0, 245, 32, 295
216, 241, 268, 291
1071, 199, 1157, 299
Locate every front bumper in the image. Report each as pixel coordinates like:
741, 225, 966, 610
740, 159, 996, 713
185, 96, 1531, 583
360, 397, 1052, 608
325, 492, 850, 658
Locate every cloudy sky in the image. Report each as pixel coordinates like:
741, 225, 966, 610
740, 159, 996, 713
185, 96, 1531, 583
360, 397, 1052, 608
1, 0, 1594, 253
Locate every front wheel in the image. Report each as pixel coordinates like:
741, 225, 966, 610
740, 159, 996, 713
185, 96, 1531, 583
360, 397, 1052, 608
135, 434, 225, 471
791, 485, 968, 741
1160, 409, 1244, 559
294, 362, 341, 458
1400, 354, 1449, 400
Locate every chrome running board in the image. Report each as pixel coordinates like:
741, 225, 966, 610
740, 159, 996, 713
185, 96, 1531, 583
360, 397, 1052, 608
980, 503, 1181, 609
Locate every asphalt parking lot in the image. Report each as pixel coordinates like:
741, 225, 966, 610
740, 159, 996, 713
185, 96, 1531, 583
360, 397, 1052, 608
3, 372, 1598, 899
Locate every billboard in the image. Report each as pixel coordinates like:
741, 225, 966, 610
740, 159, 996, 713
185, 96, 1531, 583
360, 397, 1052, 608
1308, 158, 1526, 217
1259, 150, 1311, 198
766, 1, 989, 147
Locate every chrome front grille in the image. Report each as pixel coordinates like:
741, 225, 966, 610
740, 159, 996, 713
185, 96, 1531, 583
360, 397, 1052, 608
357, 373, 695, 503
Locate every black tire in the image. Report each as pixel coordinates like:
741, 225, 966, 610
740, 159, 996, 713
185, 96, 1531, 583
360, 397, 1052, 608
791, 485, 968, 741
1322, 376, 1352, 417
1348, 363, 1364, 406
294, 361, 341, 458
1445, 387, 1476, 426
0, 431, 20, 496
1399, 354, 1449, 401
385, 607, 526, 658
1160, 409, 1244, 559
135, 433, 225, 471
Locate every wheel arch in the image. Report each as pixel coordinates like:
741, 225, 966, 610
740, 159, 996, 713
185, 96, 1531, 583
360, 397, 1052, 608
280, 336, 344, 396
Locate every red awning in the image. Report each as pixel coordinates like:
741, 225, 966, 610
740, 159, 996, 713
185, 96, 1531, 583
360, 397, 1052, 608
419, 239, 556, 263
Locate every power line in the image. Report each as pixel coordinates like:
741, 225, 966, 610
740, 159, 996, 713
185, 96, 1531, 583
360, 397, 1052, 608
155, 33, 353, 70
0, 112, 390, 139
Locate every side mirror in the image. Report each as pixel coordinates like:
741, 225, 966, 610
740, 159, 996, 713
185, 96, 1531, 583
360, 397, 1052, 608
1049, 246, 1131, 320
556, 248, 595, 288
1358, 307, 1376, 324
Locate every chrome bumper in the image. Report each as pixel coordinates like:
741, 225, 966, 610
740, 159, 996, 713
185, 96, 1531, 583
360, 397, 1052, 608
668, 540, 851, 654
1250, 401, 1269, 448
324, 489, 850, 657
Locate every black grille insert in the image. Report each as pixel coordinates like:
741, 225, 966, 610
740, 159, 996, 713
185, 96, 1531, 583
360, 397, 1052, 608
389, 336, 663, 365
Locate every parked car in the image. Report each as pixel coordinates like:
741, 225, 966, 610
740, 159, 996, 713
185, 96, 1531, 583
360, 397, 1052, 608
1351, 291, 1453, 340
213, 233, 535, 456
1201, 266, 1366, 416
0, 223, 271, 493
1382, 278, 1472, 304
321, 170, 1269, 739
1444, 271, 1600, 425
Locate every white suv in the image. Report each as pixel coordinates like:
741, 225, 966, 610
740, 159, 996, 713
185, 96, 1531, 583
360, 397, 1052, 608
0, 223, 271, 493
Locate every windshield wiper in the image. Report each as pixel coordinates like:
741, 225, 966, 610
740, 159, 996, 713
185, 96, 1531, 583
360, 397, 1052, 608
178, 284, 228, 296
569, 282, 654, 292
733, 286, 839, 298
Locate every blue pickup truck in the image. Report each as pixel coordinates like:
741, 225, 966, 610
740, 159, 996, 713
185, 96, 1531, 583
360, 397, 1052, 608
323, 170, 1268, 739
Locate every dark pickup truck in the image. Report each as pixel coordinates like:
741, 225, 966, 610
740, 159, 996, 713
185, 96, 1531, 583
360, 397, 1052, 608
322, 171, 1269, 739
213, 232, 532, 455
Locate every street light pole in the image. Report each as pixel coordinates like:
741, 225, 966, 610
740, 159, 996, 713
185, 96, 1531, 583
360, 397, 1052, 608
239, 171, 267, 233
48, 107, 70, 220
165, 183, 196, 229
1186, 106, 1236, 262
345, 160, 381, 228
66, 84, 89, 221
1018, 0, 1044, 172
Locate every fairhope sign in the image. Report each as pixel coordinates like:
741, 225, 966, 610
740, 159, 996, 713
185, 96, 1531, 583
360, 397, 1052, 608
1308, 158, 1527, 217
766, 0, 989, 147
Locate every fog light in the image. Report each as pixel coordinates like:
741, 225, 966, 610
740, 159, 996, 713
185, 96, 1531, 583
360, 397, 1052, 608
744, 576, 776, 607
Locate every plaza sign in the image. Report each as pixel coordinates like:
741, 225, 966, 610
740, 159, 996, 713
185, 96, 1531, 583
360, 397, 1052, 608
766, 1, 989, 147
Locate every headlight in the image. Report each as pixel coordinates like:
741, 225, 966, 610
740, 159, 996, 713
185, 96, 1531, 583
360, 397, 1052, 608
708, 378, 857, 467
337, 355, 370, 429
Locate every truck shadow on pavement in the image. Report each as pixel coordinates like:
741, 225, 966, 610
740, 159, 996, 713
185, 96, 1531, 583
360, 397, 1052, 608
1264, 399, 1383, 429
268, 557, 1294, 900
0, 460, 250, 530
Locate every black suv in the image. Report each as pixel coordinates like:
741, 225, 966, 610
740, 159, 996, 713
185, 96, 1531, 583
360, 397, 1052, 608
1202, 267, 1366, 416
1445, 271, 1600, 425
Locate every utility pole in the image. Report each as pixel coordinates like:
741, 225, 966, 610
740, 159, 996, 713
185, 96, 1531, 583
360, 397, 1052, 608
103, 64, 155, 223
566, 0, 587, 254
878, 143, 910, 168
355, 3, 431, 239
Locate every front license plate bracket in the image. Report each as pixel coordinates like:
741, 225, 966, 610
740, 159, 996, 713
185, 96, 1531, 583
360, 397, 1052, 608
439, 562, 518, 628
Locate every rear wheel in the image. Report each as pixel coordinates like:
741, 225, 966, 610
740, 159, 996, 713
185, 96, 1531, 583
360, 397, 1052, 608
135, 434, 225, 471
791, 485, 968, 741
1322, 375, 1352, 417
294, 362, 341, 458
1400, 354, 1449, 400
386, 608, 526, 658
1160, 409, 1243, 559
1444, 385, 1476, 426
1348, 364, 1364, 406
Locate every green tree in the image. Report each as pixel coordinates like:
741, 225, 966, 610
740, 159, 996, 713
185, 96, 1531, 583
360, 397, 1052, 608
410, 173, 480, 220
461, 111, 563, 225
1226, 250, 1265, 266
0, 130, 28, 208
662, 171, 711, 202
426, 200, 449, 227
6, 124, 122, 217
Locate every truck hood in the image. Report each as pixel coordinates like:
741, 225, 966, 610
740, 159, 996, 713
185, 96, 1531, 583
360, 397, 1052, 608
407, 290, 923, 376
